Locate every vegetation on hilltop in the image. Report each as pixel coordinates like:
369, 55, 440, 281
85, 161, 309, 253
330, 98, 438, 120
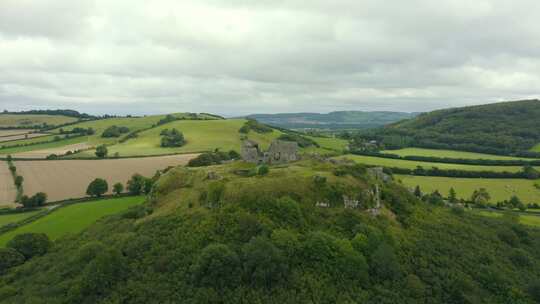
0, 161, 539, 303
355, 99, 540, 156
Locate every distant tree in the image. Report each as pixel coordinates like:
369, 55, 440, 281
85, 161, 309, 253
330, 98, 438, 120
32, 192, 47, 206
143, 178, 153, 194
14, 175, 24, 188
509, 196, 522, 209
413, 185, 422, 198
113, 182, 124, 195
6, 154, 12, 162
0, 248, 25, 273
448, 187, 458, 204
127, 174, 146, 195
160, 128, 185, 147
95, 145, 108, 158
523, 165, 540, 179
191, 243, 241, 289
6, 233, 51, 260
86, 178, 109, 197
471, 188, 491, 205
241, 237, 288, 289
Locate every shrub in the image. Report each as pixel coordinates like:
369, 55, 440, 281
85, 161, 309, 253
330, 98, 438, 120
191, 244, 241, 289
242, 237, 288, 289
22, 192, 47, 208
113, 182, 124, 195
257, 165, 269, 176
0, 248, 25, 273
6, 233, 51, 260
160, 128, 185, 147
127, 174, 148, 195
86, 178, 109, 197
95, 145, 108, 158
239, 119, 273, 134
101, 125, 130, 138
14, 175, 23, 188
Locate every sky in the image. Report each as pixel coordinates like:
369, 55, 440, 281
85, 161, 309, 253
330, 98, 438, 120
1, 0, 539, 116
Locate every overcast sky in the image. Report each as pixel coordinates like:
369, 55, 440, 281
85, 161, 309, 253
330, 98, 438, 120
1, 0, 539, 116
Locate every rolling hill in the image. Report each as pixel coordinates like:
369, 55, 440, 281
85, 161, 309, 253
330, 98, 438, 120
245, 111, 417, 130
365, 99, 540, 156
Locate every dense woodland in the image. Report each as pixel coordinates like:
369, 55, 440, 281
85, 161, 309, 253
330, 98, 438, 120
1, 161, 539, 303
355, 99, 540, 156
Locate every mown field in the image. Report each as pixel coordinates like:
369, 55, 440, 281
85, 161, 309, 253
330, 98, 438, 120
0, 161, 17, 207
0, 114, 79, 128
339, 154, 532, 172
382, 147, 538, 160
396, 175, 540, 203
14, 154, 197, 202
0, 196, 144, 246
0, 210, 41, 227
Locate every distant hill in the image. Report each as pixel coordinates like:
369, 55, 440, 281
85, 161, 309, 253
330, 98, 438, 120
366, 99, 540, 156
244, 111, 417, 130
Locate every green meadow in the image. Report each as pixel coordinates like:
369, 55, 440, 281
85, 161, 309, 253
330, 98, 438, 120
0, 196, 144, 246
532, 143, 540, 152
339, 154, 531, 173
0, 114, 78, 128
0, 136, 88, 155
382, 147, 538, 160
474, 210, 540, 227
396, 174, 540, 203
0, 210, 42, 227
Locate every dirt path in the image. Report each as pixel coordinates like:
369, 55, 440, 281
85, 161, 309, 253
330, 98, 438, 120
0, 161, 17, 207
15, 154, 198, 202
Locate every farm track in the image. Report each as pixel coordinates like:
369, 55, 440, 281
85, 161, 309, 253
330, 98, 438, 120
0, 161, 17, 207
15, 154, 198, 201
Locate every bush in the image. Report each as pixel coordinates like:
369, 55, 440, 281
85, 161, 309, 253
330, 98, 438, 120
21, 192, 47, 208
6, 233, 51, 260
113, 182, 124, 195
257, 165, 269, 176
239, 119, 273, 134
0, 248, 25, 273
86, 178, 109, 197
95, 145, 108, 158
127, 174, 151, 195
242, 237, 288, 289
101, 125, 130, 138
191, 244, 241, 289
160, 128, 185, 147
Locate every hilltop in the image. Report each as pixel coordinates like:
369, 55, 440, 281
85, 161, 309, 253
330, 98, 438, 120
245, 111, 417, 130
1, 160, 539, 303
362, 99, 540, 156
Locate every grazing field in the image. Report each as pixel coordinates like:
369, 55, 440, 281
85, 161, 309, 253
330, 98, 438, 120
0, 196, 145, 246
12, 143, 92, 159
0, 210, 41, 227
382, 147, 538, 160
339, 154, 530, 172
396, 175, 540, 203
474, 210, 540, 227
0, 132, 50, 143
15, 154, 197, 201
0, 114, 78, 127
82, 119, 283, 157
0, 161, 17, 207
304, 136, 349, 154
0, 136, 87, 157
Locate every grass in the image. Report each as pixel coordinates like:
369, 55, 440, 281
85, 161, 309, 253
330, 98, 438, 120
0, 136, 88, 156
0, 210, 42, 227
382, 147, 538, 160
339, 154, 532, 173
0, 114, 78, 128
474, 210, 540, 227
396, 175, 540, 203
0, 134, 57, 148
0, 196, 145, 246
80, 119, 283, 157
304, 136, 349, 154
532, 143, 540, 152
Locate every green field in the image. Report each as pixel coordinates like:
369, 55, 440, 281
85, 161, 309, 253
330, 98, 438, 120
0, 134, 57, 148
532, 143, 540, 152
0, 114, 78, 128
0, 136, 88, 156
340, 154, 531, 173
382, 147, 538, 160
0, 196, 144, 246
304, 136, 349, 154
0, 210, 42, 227
475, 210, 540, 227
396, 175, 540, 203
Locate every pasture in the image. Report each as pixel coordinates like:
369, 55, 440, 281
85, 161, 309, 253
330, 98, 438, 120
532, 143, 540, 152
0, 114, 78, 127
0, 210, 41, 227
396, 175, 540, 203
0, 161, 17, 207
339, 154, 531, 172
14, 154, 197, 202
0, 196, 145, 246
382, 147, 538, 160
474, 210, 540, 227
0, 136, 88, 157
93, 119, 283, 157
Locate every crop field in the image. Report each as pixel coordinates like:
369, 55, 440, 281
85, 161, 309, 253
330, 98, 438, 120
382, 147, 538, 160
0, 161, 17, 207
0, 132, 50, 143
0, 196, 145, 246
0, 210, 41, 227
14, 154, 197, 202
80, 119, 283, 157
339, 154, 531, 172
0, 136, 88, 157
0, 129, 35, 137
396, 175, 540, 203
0, 114, 78, 127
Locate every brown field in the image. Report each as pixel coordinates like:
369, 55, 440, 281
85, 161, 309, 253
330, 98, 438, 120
12, 143, 92, 159
0, 132, 50, 143
0, 161, 17, 207
14, 154, 198, 202
0, 129, 35, 137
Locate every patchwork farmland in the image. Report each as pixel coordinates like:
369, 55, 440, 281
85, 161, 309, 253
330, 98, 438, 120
13, 154, 198, 202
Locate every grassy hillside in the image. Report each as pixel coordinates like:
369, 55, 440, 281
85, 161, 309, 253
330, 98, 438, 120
246, 111, 417, 130
396, 175, 540, 204
0, 114, 78, 128
1, 161, 539, 303
0, 196, 144, 246
365, 99, 540, 155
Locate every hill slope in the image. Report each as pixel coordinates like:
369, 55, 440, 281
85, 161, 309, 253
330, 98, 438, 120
1, 161, 539, 303
246, 111, 417, 130
367, 99, 540, 155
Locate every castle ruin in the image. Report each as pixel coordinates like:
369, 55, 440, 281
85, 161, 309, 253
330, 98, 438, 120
241, 139, 299, 164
